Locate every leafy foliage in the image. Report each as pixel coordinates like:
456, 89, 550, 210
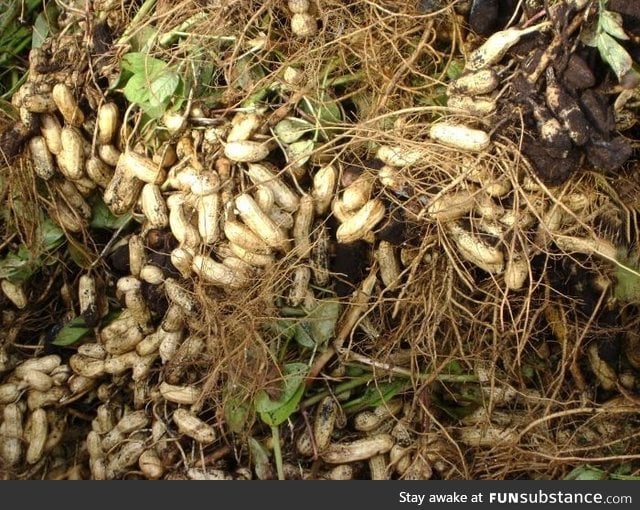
119, 52, 183, 118
582, 2, 635, 82
255, 363, 308, 427
0, 217, 65, 283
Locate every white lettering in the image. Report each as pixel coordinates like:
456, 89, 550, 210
398, 492, 425, 506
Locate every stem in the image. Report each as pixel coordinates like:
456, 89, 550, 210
158, 12, 208, 47
324, 71, 366, 88
301, 370, 479, 410
116, 0, 158, 46
271, 425, 285, 480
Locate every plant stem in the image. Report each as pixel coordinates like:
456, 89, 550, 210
271, 425, 285, 480
116, 0, 158, 46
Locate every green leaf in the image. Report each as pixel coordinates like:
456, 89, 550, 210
306, 300, 341, 347
600, 10, 628, 41
121, 53, 168, 77
224, 398, 251, 434
31, 12, 50, 49
445, 59, 465, 81
90, 196, 132, 230
40, 217, 65, 248
248, 437, 273, 479
148, 70, 180, 107
129, 26, 158, 52
596, 32, 633, 81
265, 319, 297, 341
293, 322, 315, 348
51, 316, 91, 346
286, 139, 315, 167
614, 255, 640, 303
0, 216, 65, 282
67, 241, 94, 269
341, 379, 405, 412
123, 72, 152, 105
564, 465, 607, 481
255, 362, 308, 427
580, 18, 598, 47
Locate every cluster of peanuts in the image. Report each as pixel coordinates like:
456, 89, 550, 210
367, 18, 620, 291
294, 396, 451, 480
287, 0, 318, 38
0, 356, 69, 472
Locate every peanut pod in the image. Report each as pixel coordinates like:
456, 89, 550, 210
141, 184, 169, 228
321, 434, 394, 464
197, 193, 220, 245
336, 199, 385, 244
192, 254, 249, 289
52, 83, 84, 125
96, 102, 119, 145
448, 222, 504, 274
173, 409, 216, 443
224, 140, 270, 162
246, 163, 299, 212
312, 165, 337, 214
25, 408, 48, 464
58, 127, 86, 180
235, 193, 290, 251
29, 136, 56, 180
429, 123, 490, 152
293, 195, 314, 257
159, 382, 201, 405
40, 114, 62, 155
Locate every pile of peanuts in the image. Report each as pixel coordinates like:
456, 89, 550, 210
0, 1, 629, 479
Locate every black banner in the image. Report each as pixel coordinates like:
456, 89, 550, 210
3, 481, 638, 510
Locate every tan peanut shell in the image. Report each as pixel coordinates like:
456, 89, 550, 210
192, 254, 249, 289
293, 195, 314, 257
29, 136, 56, 179
447, 69, 499, 96
246, 163, 300, 212
15, 355, 61, 377
159, 382, 201, 405
40, 114, 63, 155
312, 165, 337, 214
25, 408, 48, 464
313, 397, 338, 452
197, 193, 220, 244
224, 220, 272, 254
141, 184, 169, 228
224, 140, 269, 162
425, 190, 475, 222
2, 279, 28, 309
85, 157, 114, 188
235, 193, 290, 251
52, 83, 84, 125
336, 199, 385, 243
58, 127, 85, 180
98, 144, 121, 166
376, 241, 401, 288
291, 12, 317, 37
1, 404, 24, 466
448, 222, 504, 274
429, 123, 490, 152
321, 434, 394, 464
103, 157, 144, 215
376, 145, 425, 167
139, 449, 164, 480
97, 102, 119, 144
121, 150, 165, 184
173, 409, 216, 443
229, 243, 275, 267
342, 176, 374, 212
227, 112, 262, 142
